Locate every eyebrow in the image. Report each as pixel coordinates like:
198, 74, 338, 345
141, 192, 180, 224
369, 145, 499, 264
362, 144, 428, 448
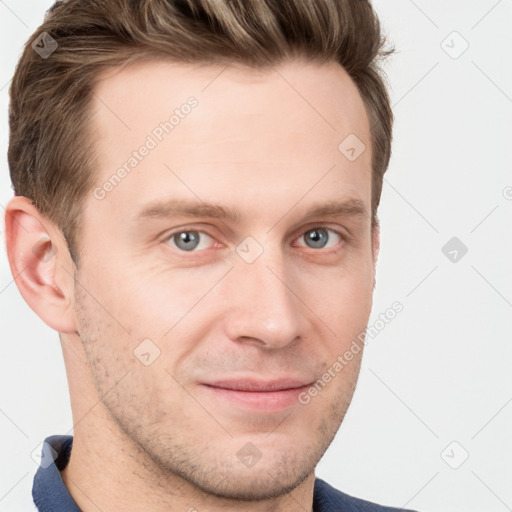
132, 197, 369, 224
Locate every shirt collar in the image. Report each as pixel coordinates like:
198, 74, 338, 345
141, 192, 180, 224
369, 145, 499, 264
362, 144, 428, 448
32, 435, 82, 512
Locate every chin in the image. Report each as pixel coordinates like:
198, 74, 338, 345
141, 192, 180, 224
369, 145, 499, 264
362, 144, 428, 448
145, 435, 319, 502
188, 460, 313, 502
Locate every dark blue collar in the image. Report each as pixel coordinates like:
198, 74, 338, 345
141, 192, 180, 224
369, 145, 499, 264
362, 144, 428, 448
32, 435, 81, 511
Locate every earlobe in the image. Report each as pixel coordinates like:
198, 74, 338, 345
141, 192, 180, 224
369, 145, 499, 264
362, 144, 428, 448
4, 196, 77, 333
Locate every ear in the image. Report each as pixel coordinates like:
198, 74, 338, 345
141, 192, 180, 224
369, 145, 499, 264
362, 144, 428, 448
371, 221, 380, 290
4, 196, 77, 333
371, 221, 380, 266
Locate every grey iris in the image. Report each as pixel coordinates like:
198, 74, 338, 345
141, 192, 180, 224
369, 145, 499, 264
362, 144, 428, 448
304, 228, 329, 249
174, 232, 200, 251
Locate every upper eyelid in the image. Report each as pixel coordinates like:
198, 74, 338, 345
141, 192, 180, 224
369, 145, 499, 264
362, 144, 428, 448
290, 224, 346, 239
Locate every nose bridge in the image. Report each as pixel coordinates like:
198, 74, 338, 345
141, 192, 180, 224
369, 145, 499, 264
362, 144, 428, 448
224, 247, 303, 348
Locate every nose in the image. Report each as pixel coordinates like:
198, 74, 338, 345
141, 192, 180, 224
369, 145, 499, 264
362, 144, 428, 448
222, 251, 304, 350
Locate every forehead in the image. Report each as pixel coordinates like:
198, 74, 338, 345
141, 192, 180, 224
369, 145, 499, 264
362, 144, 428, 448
86, 58, 371, 225
91, 58, 370, 146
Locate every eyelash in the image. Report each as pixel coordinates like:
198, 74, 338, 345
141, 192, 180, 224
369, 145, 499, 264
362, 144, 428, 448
162, 226, 346, 254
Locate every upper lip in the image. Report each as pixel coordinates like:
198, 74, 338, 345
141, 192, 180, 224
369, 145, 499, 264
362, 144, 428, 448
203, 378, 312, 392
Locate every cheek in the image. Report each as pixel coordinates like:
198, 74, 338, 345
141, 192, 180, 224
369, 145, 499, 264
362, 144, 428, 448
80, 262, 230, 382
303, 260, 374, 334
75, 279, 178, 406
79, 254, 195, 331
119, 267, 226, 338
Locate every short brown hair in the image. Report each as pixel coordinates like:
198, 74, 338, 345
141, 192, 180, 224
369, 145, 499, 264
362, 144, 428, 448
8, 0, 393, 264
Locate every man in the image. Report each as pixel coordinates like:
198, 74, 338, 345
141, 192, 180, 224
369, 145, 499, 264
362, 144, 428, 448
5, 0, 414, 510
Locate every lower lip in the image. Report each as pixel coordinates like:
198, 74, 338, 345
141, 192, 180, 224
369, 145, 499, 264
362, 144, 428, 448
200, 384, 310, 412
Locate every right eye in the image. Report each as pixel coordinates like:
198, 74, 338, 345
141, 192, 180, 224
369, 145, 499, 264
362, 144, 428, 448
164, 230, 216, 252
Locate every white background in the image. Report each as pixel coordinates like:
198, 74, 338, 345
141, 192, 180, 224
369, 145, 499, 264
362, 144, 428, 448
1, 1, 511, 511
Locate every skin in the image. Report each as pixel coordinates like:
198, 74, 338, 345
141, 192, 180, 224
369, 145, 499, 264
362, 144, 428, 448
5, 58, 379, 512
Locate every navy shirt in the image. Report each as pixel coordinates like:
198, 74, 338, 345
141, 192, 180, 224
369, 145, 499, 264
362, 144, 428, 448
33, 435, 417, 511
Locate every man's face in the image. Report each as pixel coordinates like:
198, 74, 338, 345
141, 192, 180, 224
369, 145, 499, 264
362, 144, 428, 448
75, 58, 376, 499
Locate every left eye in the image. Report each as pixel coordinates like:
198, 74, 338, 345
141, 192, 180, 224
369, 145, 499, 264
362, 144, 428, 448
296, 228, 342, 250
166, 231, 215, 252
